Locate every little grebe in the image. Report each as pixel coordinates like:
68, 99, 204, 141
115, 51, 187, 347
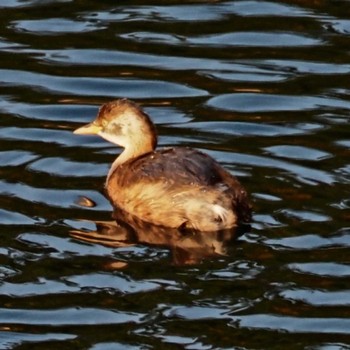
74, 99, 251, 231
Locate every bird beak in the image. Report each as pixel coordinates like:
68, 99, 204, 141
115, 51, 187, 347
73, 122, 102, 135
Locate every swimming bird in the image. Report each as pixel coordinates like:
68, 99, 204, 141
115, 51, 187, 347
74, 99, 251, 231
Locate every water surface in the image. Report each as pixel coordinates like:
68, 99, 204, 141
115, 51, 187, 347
0, 0, 349, 349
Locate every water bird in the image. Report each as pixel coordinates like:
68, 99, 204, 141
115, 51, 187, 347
74, 99, 251, 231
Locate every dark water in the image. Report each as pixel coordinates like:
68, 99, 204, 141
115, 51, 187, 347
0, 0, 349, 349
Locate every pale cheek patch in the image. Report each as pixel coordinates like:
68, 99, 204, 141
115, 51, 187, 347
98, 131, 127, 147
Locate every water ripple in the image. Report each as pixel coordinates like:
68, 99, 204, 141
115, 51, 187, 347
83, 1, 313, 23
233, 314, 350, 335
18, 232, 115, 257
172, 121, 318, 137
288, 263, 350, 278
207, 93, 350, 112
0, 99, 94, 122
0, 0, 71, 8
0, 150, 37, 166
12, 18, 105, 35
280, 288, 350, 306
0, 331, 76, 349
123, 31, 322, 48
264, 145, 332, 161
66, 273, 166, 295
0, 69, 208, 98
0, 307, 144, 325
0, 208, 37, 225
326, 19, 350, 35
28, 157, 108, 177
21, 48, 247, 71
205, 150, 335, 185
0, 180, 110, 210
165, 306, 350, 334
265, 231, 350, 250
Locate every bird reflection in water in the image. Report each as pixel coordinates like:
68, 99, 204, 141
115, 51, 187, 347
70, 205, 250, 266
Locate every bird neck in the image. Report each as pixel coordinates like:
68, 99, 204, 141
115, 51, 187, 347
106, 140, 155, 182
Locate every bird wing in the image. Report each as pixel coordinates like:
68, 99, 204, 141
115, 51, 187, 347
115, 147, 224, 187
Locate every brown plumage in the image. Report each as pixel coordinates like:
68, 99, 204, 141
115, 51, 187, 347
74, 99, 251, 231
